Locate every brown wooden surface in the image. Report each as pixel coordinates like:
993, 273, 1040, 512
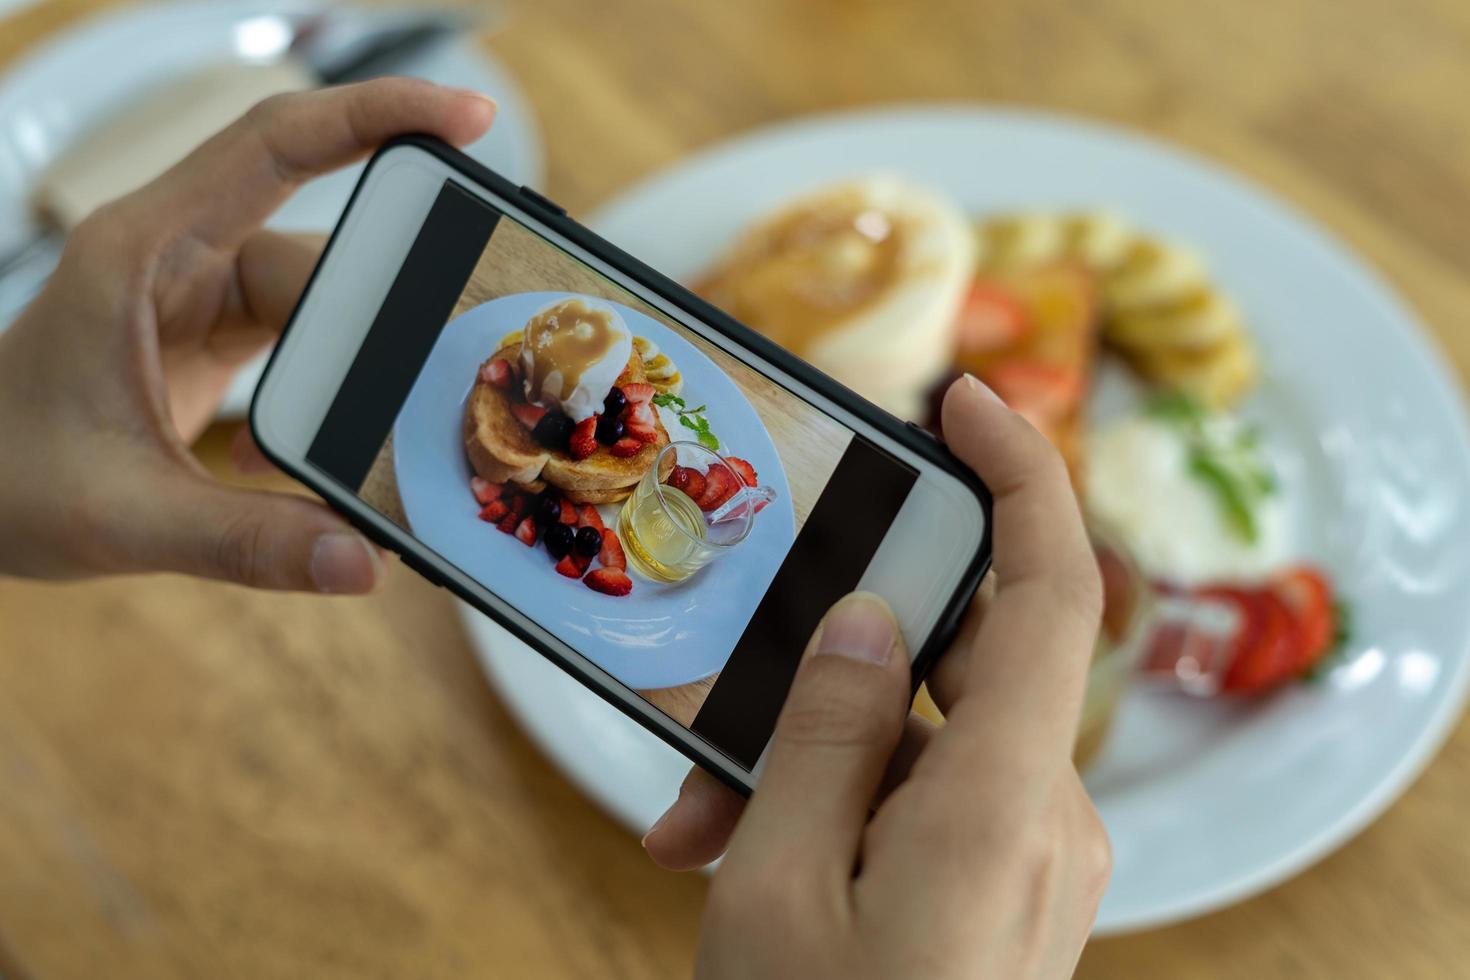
4, 0, 1470, 977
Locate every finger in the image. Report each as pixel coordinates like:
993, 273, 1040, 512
136, 78, 495, 248
230, 424, 278, 476
924, 571, 996, 715
236, 230, 326, 333
122, 469, 385, 593
642, 767, 745, 872
720, 593, 912, 892
937, 375, 1101, 767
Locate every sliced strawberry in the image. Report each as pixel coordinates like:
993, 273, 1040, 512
697, 465, 739, 510
676, 468, 707, 502
496, 511, 520, 534
514, 515, 538, 546
625, 402, 655, 428
555, 554, 584, 578
577, 505, 605, 531
559, 499, 578, 524
955, 280, 1030, 356
584, 567, 633, 596
569, 415, 599, 460
479, 357, 514, 389
598, 529, 627, 570
478, 499, 510, 523
726, 456, 758, 488
668, 466, 696, 493
620, 382, 655, 405
982, 360, 1083, 427
610, 437, 643, 458
470, 476, 505, 505
625, 421, 660, 444
1216, 589, 1301, 694
1272, 566, 1335, 672
511, 403, 547, 430
507, 494, 530, 520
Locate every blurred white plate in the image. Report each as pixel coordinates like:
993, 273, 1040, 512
394, 290, 794, 691
463, 106, 1470, 934
0, 0, 542, 416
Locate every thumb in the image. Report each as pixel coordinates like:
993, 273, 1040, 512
720, 593, 911, 890
128, 474, 385, 593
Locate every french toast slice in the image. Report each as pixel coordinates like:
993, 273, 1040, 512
465, 343, 673, 504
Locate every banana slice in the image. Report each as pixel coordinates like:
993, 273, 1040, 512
977, 213, 1068, 271
1128, 332, 1259, 408
1062, 211, 1136, 270
498, 329, 524, 348
644, 353, 678, 381
1105, 286, 1244, 352
633, 335, 660, 362
1104, 239, 1207, 311
651, 371, 684, 397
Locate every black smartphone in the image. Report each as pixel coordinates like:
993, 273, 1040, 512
251, 136, 991, 793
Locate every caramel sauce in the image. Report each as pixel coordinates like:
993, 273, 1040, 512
698, 192, 906, 354
522, 299, 619, 400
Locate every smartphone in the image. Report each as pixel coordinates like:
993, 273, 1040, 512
251, 136, 992, 794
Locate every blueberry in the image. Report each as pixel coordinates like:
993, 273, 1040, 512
575, 525, 603, 558
535, 491, 562, 526
603, 387, 628, 416
533, 411, 574, 450
595, 414, 625, 444
543, 522, 575, 559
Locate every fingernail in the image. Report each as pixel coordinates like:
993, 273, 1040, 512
310, 533, 381, 594
816, 593, 895, 665
962, 372, 1004, 405
452, 87, 498, 109
641, 788, 681, 848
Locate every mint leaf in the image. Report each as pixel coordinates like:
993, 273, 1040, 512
679, 415, 701, 432
697, 430, 720, 451
1188, 451, 1259, 543
652, 392, 685, 409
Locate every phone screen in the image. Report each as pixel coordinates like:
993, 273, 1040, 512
305, 180, 918, 769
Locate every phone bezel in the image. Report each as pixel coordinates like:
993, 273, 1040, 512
250, 136, 993, 795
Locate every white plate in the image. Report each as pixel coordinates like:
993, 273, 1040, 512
0, 0, 543, 416
395, 291, 794, 690
464, 106, 1470, 934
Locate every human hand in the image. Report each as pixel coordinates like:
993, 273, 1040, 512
0, 79, 494, 591
651, 376, 1110, 979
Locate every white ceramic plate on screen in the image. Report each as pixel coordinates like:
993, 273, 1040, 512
393, 290, 795, 691
0, 0, 542, 416
461, 106, 1470, 934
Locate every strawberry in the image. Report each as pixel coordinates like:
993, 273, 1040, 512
514, 515, 538, 546
673, 467, 706, 502
620, 382, 655, 405
496, 511, 520, 534
982, 360, 1083, 429
577, 505, 605, 531
569, 415, 599, 460
610, 436, 643, 458
697, 465, 739, 510
471, 476, 505, 505
1211, 588, 1301, 694
625, 402, 655, 427
598, 529, 626, 570
507, 494, 530, 519
726, 456, 758, 488
955, 281, 1030, 356
555, 554, 584, 578
512, 403, 547, 430
479, 357, 514, 389
584, 567, 633, 596
559, 499, 578, 524
625, 421, 660, 444
478, 499, 509, 523
1272, 566, 1335, 673
668, 466, 696, 492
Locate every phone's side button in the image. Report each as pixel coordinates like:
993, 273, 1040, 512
400, 552, 442, 588
905, 419, 941, 441
519, 185, 567, 216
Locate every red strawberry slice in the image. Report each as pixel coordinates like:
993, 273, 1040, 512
577, 505, 605, 531
514, 515, 538, 546
584, 567, 633, 596
726, 456, 758, 488
559, 499, 578, 524
955, 280, 1030, 355
598, 529, 626, 570
696, 465, 739, 510
610, 437, 643, 458
1215, 589, 1301, 694
1272, 566, 1335, 673
512, 403, 547, 430
479, 357, 514, 389
471, 476, 505, 505
676, 468, 707, 502
555, 554, 584, 578
620, 382, 655, 405
625, 402, 655, 427
507, 494, 530, 519
478, 500, 510, 523
569, 415, 599, 460
625, 421, 660, 444
496, 511, 520, 534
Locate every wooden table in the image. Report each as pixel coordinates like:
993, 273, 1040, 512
4, 0, 1470, 976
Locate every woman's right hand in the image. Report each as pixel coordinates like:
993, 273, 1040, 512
663, 375, 1111, 979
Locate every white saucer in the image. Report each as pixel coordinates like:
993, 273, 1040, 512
0, 0, 543, 416
462, 105, 1470, 934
